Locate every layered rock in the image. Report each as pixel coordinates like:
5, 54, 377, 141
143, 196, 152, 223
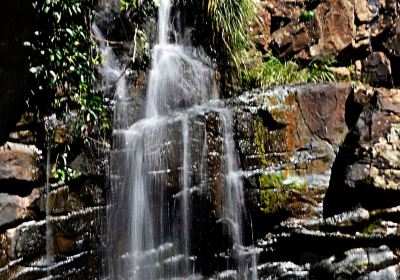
232, 83, 400, 279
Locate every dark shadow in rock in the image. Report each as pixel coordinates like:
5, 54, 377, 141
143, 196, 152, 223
323, 111, 366, 218
0, 1, 34, 145
0, 179, 37, 197
259, 109, 286, 131
344, 90, 364, 130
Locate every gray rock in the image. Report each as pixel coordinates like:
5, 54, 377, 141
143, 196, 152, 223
0, 189, 39, 228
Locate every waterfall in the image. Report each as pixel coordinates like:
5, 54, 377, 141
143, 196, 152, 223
99, 0, 258, 278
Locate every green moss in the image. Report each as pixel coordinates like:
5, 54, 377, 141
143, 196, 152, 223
259, 172, 286, 214
259, 172, 284, 189
259, 171, 308, 214
260, 188, 288, 214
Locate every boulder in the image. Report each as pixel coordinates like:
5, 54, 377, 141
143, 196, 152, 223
0, 142, 40, 182
324, 88, 400, 217
362, 52, 393, 87
310, 0, 356, 59
384, 19, 400, 57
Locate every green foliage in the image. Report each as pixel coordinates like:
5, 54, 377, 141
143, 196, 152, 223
243, 55, 337, 88
29, 0, 110, 139
120, 0, 156, 23
299, 11, 316, 22
29, 0, 111, 183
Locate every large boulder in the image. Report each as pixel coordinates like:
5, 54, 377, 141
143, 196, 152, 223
229, 83, 358, 231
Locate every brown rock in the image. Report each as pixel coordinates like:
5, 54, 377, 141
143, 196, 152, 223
296, 83, 352, 145
270, 21, 315, 58
310, 0, 356, 58
362, 52, 393, 87
355, 0, 378, 23
0, 142, 40, 181
231, 83, 353, 186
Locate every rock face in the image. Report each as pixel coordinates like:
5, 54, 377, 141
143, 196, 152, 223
310, 246, 399, 279
232, 83, 400, 279
0, 189, 39, 229
0, 135, 106, 279
230, 83, 353, 223
324, 87, 400, 216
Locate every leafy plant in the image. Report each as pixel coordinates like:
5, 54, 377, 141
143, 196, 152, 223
242, 54, 337, 88
29, 0, 111, 184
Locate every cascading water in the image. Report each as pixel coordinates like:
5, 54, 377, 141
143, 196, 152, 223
99, 0, 259, 279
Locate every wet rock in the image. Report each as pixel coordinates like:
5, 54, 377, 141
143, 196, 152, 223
324, 88, 400, 217
5, 220, 46, 260
362, 52, 393, 87
357, 263, 400, 280
38, 184, 101, 216
310, 246, 398, 279
0, 142, 40, 182
0, 188, 39, 228
3, 207, 104, 261
70, 139, 109, 177
258, 261, 309, 280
